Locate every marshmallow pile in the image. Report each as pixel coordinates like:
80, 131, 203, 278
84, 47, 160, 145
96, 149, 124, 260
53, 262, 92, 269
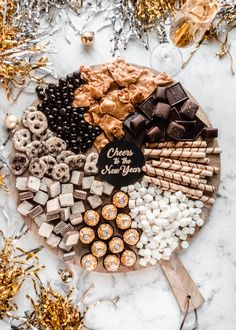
121, 181, 204, 267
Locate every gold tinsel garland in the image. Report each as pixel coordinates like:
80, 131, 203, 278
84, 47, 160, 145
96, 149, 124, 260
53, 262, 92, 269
0, 230, 41, 319
0, 0, 48, 99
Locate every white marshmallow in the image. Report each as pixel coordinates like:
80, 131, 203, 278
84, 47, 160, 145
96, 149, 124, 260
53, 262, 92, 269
129, 200, 135, 209
143, 194, 153, 203
139, 258, 147, 267
128, 185, 135, 192
134, 182, 142, 190
139, 187, 147, 196
179, 234, 187, 241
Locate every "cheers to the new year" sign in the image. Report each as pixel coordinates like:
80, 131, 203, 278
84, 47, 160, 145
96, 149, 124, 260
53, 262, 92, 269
97, 139, 145, 187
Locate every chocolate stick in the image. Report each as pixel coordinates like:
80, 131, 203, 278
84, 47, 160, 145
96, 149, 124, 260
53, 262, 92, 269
144, 149, 206, 159
143, 175, 215, 204
146, 141, 207, 148
147, 147, 221, 154
143, 165, 215, 192
150, 159, 213, 177
159, 158, 219, 173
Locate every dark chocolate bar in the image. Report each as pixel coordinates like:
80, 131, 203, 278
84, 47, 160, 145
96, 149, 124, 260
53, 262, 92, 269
166, 121, 185, 140
139, 96, 156, 119
176, 120, 196, 140
180, 99, 199, 119
154, 102, 170, 120
166, 83, 189, 107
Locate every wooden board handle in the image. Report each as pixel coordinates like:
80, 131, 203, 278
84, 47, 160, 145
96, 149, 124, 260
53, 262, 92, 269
160, 254, 205, 312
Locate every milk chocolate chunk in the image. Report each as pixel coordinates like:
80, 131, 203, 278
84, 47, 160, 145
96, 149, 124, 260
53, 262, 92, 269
180, 100, 199, 119
155, 86, 167, 101
130, 114, 147, 134
146, 126, 162, 142
154, 102, 170, 120
166, 121, 185, 140
166, 83, 188, 106
201, 127, 218, 139
176, 120, 196, 140
139, 96, 156, 119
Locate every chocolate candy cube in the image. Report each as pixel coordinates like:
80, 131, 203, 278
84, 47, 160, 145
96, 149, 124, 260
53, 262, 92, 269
154, 87, 167, 102
169, 107, 181, 121
146, 126, 163, 142
180, 100, 199, 119
130, 114, 147, 135
166, 83, 189, 106
139, 96, 156, 119
166, 121, 185, 140
124, 129, 145, 147
201, 127, 218, 139
154, 102, 170, 120
176, 120, 196, 140
123, 113, 138, 133
194, 116, 207, 139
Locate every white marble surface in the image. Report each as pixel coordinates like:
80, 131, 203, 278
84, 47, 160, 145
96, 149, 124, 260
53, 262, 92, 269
0, 14, 236, 330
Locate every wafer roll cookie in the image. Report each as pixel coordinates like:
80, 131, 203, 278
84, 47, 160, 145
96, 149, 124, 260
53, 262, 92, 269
150, 159, 213, 177
156, 147, 221, 154
159, 158, 217, 173
146, 141, 208, 148
144, 149, 206, 159
143, 165, 215, 192
143, 175, 204, 198
155, 175, 199, 189
176, 157, 210, 164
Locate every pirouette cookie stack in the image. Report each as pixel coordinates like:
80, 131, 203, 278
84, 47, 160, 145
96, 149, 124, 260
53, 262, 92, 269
10, 59, 221, 272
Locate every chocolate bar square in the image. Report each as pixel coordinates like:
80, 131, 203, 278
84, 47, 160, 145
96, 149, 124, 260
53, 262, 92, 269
154, 102, 171, 120
179, 100, 199, 119
169, 107, 181, 121
124, 129, 145, 147
194, 116, 207, 139
166, 83, 189, 107
166, 121, 185, 140
130, 114, 147, 135
139, 96, 156, 119
201, 127, 218, 139
176, 120, 196, 140
146, 126, 164, 142
154, 87, 167, 102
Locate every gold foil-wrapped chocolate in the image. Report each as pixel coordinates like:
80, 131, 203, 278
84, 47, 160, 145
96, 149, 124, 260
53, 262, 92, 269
108, 237, 124, 254
101, 204, 117, 221
91, 241, 107, 258
123, 229, 140, 246
116, 213, 132, 230
84, 210, 100, 226
81, 254, 98, 271
79, 227, 95, 244
112, 191, 129, 208
121, 250, 137, 267
104, 254, 120, 272
97, 224, 113, 241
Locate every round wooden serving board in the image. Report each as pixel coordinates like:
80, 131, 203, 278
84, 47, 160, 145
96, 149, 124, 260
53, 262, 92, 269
11, 64, 220, 286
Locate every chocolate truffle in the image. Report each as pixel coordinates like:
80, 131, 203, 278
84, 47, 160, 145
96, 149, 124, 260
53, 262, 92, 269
154, 102, 170, 120
123, 229, 140, 246
84, 210, 100, 226
180, 99, 199, 119
155, 86, 167, 101
91, 240, 107, 258
81, 254, 98, 271
201, 127, 218, 139
130, 114, 147, 134
97, 223, 113, 240
104, 254, 120, 272
108, 237, 125, 254
166, 121, 185, 140
116, 213, 132, 230
102, 204, 117, 221
121, 250, 137, 267
79, 227, 95, 244
112, 191, 129, 209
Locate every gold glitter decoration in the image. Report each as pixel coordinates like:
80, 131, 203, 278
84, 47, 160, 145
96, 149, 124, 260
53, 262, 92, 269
136, 0, 177, 28
0, 230, 41, 319
25, 281, 94, 330
0, 0, 48, 99
0, 173, 10, 193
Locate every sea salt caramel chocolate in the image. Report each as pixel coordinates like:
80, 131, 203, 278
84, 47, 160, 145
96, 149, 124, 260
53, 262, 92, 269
201, 127, 218, 139
146, 126, 163, 143
154, 102, 170, 120
180, 99, 199, 119
130, 114, 147, 135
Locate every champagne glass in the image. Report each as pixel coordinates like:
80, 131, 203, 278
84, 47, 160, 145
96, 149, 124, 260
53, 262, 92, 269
150, 0, 220, 76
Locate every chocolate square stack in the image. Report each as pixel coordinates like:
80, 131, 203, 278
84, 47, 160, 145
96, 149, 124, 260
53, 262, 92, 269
123, 81, 211, 145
